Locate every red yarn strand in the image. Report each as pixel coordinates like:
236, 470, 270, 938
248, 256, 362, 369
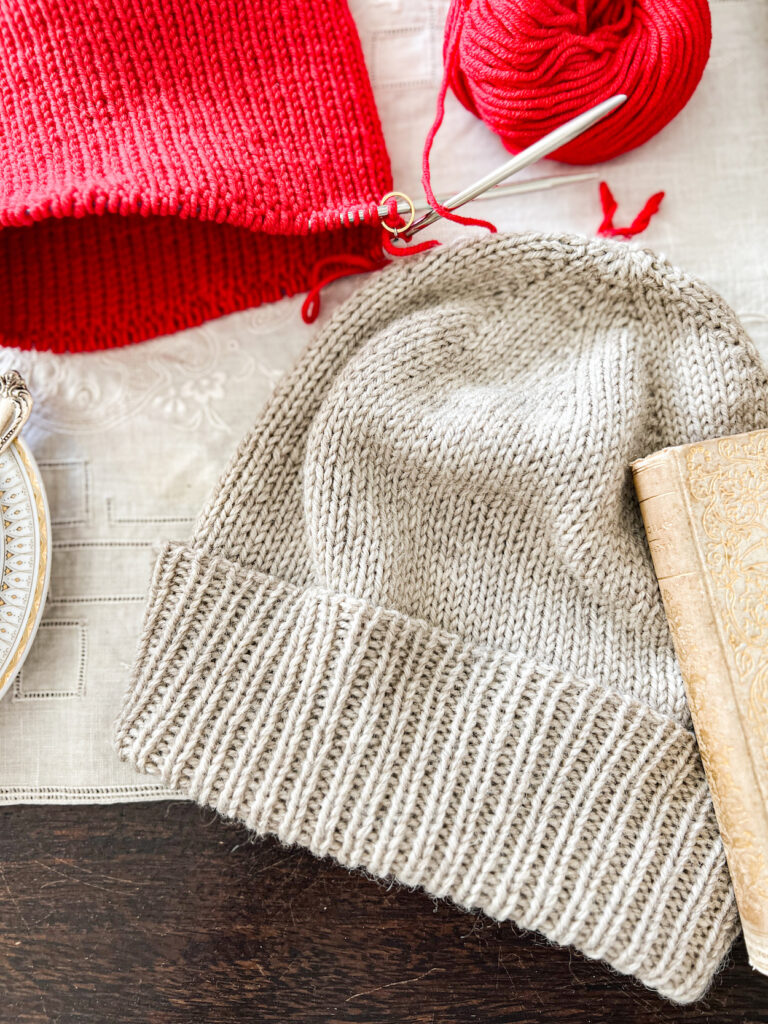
381, 197, 442, 258
597, 181, 665, 239
301, 252, 386, 323
301, 198, 440, 324
421, 3, 497, 234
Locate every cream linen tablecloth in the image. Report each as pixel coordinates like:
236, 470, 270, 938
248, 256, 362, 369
0, 0, 765, 803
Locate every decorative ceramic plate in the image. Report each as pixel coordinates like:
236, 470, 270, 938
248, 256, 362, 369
0, 373, 50, 702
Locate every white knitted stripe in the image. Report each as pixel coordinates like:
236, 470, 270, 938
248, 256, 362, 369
116, 543, 740, 1004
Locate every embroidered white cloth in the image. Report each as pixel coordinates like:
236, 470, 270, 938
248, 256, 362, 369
0, 0, 765, 803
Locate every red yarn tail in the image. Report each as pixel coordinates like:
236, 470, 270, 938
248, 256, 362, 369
301, 198, 439, 323
301, 252, 385, 323
421, 2, 497, 234
380, 196, 441, 259
597, 182, 665, 239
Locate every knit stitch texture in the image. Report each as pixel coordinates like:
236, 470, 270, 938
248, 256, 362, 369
0, 0, 391, 351
116, 233, 768, 1002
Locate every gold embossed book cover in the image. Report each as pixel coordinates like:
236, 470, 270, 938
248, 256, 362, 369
632, 428, 768, 976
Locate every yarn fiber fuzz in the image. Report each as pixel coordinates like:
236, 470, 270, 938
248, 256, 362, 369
446, 0, 712, 163
116, 234, 768, 1003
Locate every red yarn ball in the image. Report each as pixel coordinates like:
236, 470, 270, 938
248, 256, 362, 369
446, 0, 712, 164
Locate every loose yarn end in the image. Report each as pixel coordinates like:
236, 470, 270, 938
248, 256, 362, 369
597, 182, 665, 239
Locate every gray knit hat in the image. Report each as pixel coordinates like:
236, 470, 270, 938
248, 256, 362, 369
116, 233, 768, 1003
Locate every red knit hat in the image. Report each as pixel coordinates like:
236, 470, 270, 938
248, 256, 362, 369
0, 0, 392, 352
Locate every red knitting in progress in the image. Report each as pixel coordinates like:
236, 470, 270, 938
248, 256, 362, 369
0, 0, 392, 352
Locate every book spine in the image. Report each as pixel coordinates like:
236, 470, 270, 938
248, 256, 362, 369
633, 449, 768, 975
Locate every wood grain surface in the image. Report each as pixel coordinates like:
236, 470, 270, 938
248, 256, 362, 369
1, 802, 766, 1024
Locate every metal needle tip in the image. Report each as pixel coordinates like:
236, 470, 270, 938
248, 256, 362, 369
409, 94, 628, 235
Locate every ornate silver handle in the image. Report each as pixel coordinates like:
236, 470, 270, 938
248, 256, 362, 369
0, 371, 33, 454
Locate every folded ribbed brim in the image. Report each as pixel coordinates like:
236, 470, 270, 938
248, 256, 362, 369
0, 215, 383, 352
116, 542, 738, 1003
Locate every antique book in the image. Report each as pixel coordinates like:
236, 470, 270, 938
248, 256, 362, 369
634, 428, 768, 970
632, 429, 768, 976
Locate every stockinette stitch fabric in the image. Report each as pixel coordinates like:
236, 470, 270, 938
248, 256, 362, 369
116, 233, 768, 1002
0, 0, 391, 352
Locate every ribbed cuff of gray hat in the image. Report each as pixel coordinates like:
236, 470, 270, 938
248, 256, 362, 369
116, 541, 738, 1004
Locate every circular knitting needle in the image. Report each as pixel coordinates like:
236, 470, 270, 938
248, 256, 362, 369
346, 171, 599, 227
408, 94, 628, 235
410, 172, 599, 214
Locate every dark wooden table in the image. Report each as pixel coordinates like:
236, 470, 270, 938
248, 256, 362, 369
1, 802, 766, 1024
